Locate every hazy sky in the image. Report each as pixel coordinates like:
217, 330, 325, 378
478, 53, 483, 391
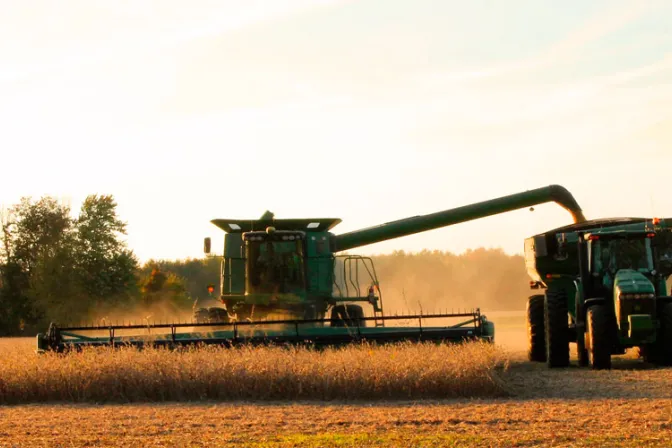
1, 0, 671, 263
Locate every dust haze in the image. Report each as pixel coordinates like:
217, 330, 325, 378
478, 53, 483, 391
336, 248, 531, 351
338, 248, 530, 313
81, 298, 197, 327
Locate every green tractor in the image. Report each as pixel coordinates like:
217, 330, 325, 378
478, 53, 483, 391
525, 218, 672, 369
38, 184, 588, 352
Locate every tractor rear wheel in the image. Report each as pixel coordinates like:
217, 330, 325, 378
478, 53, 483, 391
526, 294, 546, 362
544, 290, 570, 368
586, 304, 611, 370
649, 302, 672, 366
330, 304, 366, 327
576, 333, 589, 367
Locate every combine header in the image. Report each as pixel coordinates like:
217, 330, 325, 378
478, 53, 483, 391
37, 311, 490, 352
38, 185, 587, 353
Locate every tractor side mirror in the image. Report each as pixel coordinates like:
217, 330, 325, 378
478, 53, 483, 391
204, 237, 211, 254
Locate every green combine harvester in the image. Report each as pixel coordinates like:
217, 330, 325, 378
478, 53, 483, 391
37, 185, 587, 353
525, 217, 672, 369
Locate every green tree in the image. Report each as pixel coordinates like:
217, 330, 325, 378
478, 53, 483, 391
74, 195, 139, 305
6, 197, 73, 274
0, 197, 78, 332
0, 261, 32, 336
0, 194, 143, 333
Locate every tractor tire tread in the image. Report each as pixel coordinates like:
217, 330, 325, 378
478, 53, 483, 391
587, 304, 611, 370
652, 302, 672, 366
545, 289, 570, 368
527, 295, 546, 362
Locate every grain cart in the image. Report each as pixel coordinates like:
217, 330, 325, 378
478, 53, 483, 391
525, 217, 672, 369
37, 184, 586, 352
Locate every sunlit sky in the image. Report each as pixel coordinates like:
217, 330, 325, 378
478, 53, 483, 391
1, 0, 671, 264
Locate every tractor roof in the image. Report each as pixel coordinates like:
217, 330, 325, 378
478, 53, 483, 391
537, 217, 664, 236
585, 228, 654, 238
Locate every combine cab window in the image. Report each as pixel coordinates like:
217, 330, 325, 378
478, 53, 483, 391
246, 237, 305, 294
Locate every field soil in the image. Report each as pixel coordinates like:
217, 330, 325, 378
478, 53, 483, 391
1, 312, 671, 447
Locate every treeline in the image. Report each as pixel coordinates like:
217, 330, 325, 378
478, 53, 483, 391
0, 194, 533, 337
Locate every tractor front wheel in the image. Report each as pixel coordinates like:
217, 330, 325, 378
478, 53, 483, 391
649, 302, 672, 366
544, 290, 570, 368
586, 304, 611, 370
526, 295, 546, 362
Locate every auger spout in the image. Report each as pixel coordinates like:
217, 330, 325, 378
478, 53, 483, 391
332, 184, 586, 252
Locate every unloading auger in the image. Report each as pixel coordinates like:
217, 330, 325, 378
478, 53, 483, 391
37, 185, 586, 352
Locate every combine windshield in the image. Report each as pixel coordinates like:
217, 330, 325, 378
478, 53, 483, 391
245, 234, 305, 294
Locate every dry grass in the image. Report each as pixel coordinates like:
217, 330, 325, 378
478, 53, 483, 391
0, 339, 509, 404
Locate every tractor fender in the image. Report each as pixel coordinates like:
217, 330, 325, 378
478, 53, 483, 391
584, 297, 607, 309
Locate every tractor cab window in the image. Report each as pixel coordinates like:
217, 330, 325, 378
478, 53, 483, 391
244, 232, 305, 294
597, 237, 652, 275
654, 232, 672, 277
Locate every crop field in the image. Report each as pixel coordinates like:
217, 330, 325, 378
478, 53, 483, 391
0, 339, 507, 403
1, 313, 672, 447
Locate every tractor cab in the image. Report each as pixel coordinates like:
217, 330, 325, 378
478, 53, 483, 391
579, 229, 665, 355
585, 230, 655, 293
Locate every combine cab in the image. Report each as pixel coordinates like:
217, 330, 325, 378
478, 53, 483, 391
38, 184, 588, 353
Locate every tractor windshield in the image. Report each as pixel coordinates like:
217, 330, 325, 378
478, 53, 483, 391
245, 236, 305, 294
597, 237, 653, 274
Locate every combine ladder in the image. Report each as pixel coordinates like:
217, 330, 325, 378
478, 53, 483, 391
372, 302, 385, 327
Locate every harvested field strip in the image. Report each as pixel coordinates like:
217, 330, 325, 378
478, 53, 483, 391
1, 400, 670, 447
0, 341, 508, 404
